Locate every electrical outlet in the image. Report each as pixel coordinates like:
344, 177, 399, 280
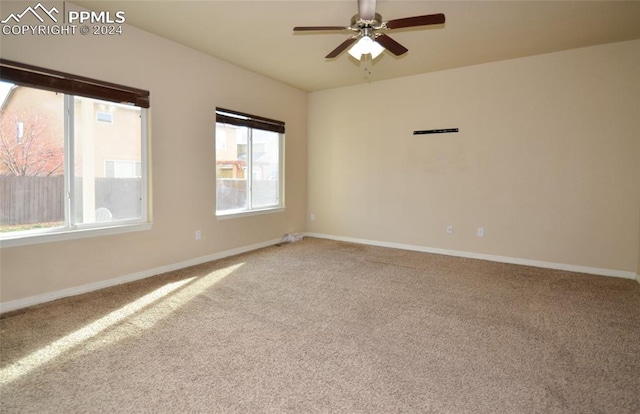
446, 225, 453, 235
195, 230, 202, 240
310, 213, 315, 221
477, 227, 484, 238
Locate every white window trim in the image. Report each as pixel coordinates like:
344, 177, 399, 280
216, 207, 285, 220
0, 222, 153, 248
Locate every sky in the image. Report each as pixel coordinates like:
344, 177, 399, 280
0, 80, 15, 107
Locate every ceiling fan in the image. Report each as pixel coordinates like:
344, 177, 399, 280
293, 0, 445, 60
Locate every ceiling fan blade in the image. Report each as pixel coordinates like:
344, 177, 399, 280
375, 34, 408, 56
325, 37, 358, 59
385, 13, 445, 30
294, 26, 349, 32
358, 0, 377, 20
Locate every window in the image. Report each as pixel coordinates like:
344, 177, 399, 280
215, 127, 227, 150
96, 111, 113, 123
0, 59, 150, 244
16, 121, 23, 141
215, 108, 284, 216
105, 160, 142, 178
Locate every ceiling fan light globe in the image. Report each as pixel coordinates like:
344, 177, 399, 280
348, 36, 384, 60
369, 40, 384, 59
347, 45, 363, 60
347, 36, 368, 59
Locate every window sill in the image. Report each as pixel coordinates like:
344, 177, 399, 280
0, 222, 153, 248
216, 207, 285, 220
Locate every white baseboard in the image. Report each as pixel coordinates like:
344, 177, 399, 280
305, 233, 638, 280
0, 238, 281, 314
2, 235, 636, 313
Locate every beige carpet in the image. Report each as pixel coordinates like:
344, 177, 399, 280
1, 238, 639, 413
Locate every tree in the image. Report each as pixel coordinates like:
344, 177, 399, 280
0, 108, 63, 176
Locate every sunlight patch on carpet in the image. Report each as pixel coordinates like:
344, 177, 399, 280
0, 263, 243, 385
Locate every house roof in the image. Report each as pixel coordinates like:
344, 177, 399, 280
72, 1, 640, 92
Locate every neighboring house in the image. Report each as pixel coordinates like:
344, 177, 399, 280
215, 123, 279, 181
215, 123, 246, 179
0, 82, 142, 178
0, 84, 64, 176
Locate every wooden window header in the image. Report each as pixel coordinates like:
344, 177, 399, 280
216, 107, 285, 134
0, 59, 150, 108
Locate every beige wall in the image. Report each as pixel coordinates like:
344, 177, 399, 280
308, 40, 640, 274
0, 19, 307, 302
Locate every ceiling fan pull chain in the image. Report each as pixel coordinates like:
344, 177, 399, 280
362, 54, 373, 81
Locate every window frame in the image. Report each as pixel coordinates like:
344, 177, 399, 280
0, 60, 151, 247
215, 108, 285, 218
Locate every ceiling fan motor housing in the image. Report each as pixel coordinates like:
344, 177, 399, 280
351, 13, 382, 29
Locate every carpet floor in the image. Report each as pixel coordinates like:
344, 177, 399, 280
1, 237, 639, 413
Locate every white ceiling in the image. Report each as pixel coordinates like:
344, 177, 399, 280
74, 0, 640, 92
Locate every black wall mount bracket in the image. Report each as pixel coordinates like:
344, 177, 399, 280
413, 128, 459, 135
